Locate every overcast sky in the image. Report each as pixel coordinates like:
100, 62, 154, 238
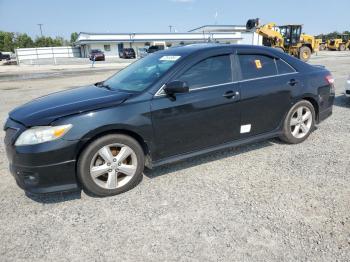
0, 0, 348, 38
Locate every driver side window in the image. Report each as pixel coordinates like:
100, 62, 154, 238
177, 55, 232, 90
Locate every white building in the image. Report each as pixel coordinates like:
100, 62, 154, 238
75, 25, 262, 58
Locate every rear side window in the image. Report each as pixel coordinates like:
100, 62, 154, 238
178, 55, 232, 89
238, 54, 277, 80
275, 59, 295, 74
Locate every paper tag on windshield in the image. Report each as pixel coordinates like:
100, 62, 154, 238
255, 59, 262, 69
159, 56, 181, 61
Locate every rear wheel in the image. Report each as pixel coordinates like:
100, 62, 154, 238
298, 46, 311, 62
319, 44, 326, 51
339, 44, 346, 51
77, 134, 145, 197
279, 100, 315, 144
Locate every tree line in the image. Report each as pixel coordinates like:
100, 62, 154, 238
2, 29, 350, 52
315, 31, 350, 40
0, 31, 79, 52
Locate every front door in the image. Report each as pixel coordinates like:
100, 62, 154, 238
150, 54, 241, 160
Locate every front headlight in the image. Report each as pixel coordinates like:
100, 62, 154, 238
15, 124, 73, 146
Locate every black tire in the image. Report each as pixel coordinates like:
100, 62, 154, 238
279, 100, 316, 144
298, 46, 312, 62
77, 134, 145, 197
339, 44, 346, 51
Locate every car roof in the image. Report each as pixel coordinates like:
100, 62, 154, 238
155, 43, 312, 71
156, 43, 281, 56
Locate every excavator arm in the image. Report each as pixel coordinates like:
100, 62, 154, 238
246, 19, 284, 48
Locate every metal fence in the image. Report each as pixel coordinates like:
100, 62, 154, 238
15, 46, 81, 64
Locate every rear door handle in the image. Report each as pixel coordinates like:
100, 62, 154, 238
288, 79, 299, 86
223, 90, 239, 99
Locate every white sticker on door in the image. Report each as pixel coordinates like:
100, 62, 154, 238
240, 124, 251, 134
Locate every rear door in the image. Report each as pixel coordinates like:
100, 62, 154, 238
150, 51, 241, 160
236, 50, 299, 137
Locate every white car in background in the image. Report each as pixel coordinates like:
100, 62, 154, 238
345, 75, 350, 97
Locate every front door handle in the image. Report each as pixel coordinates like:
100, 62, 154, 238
288, 79, 299, 86
223, 90, 239, 99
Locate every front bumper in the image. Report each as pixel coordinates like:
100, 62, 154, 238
4, 118, 80, 194
345, 82, 350, 97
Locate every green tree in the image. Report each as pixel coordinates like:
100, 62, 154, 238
52, 36, 64, 46
34, 36, 49, 47
35, 36, 65, 47
70, 32, 78, 44
0, 31, 15, 52
14, 33, 34, 49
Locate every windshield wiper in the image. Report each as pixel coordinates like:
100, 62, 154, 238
94, 81, 112, 90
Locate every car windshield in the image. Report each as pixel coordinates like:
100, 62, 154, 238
91, 49, 101, 53
103, 53, 181, 92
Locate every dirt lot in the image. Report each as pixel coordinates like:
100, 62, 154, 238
0, 51, 349, 261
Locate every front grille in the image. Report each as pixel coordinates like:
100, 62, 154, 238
4, 128, 17, 145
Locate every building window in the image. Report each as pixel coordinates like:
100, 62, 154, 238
104, 45, 111, 51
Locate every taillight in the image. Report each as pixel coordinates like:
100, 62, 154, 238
325, 75, 335, 93
325, 75, 335, 85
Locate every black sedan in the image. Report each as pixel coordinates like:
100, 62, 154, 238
119, 48, 136, 59
4, 44, 335, 197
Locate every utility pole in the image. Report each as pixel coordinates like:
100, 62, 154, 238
169, 25, 173, 33
37, 24, 43, 37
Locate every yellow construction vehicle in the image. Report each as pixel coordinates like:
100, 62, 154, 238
315, 37, 327, 51
246, 18, 318, 62
327, 34, 350, 51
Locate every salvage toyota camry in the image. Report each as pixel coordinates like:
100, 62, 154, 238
4, 44, 335, 197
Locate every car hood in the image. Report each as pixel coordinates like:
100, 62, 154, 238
9, 85, 133, 126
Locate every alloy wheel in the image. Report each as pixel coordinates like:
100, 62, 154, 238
90, 143, 138, 189
290, 106, 313, 139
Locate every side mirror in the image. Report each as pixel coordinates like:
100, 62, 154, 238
163, 81, 189, 95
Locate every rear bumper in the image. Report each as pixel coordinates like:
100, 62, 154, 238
317, 88, 335, 124
345, 83, 350, 97
318, 106, 333, 123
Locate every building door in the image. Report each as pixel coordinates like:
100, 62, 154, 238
117, 43, 124, 57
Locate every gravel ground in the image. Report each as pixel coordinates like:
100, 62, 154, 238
0, 51, 349, 262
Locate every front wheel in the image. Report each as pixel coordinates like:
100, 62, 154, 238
339, 44, 346, 51
299, 46, 312, 62
77, 134, 145, 197
319, 44, 326, 51
279, 100, 315, 144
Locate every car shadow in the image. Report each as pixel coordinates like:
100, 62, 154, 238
334, 94, 350, 109
25, 139, 276, 203
144, 139, 275, 179
25, 190, 81, 204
